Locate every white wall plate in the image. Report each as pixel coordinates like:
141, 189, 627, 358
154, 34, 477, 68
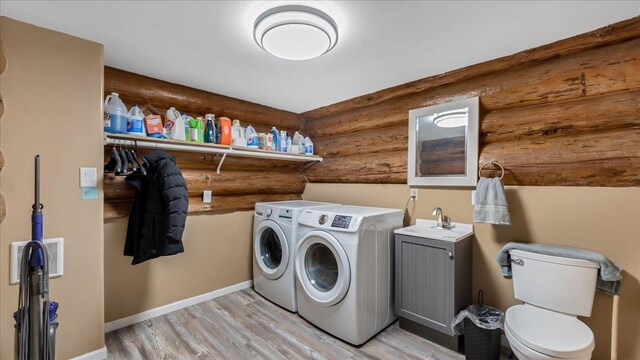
10, 237, 64, 284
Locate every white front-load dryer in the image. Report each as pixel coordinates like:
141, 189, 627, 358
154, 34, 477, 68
295, 205, 403, 345
253, 200, 337, 312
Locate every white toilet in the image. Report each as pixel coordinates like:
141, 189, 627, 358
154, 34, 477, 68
505, 250, 599, 360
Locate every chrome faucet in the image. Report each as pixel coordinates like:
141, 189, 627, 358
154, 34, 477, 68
432, 207, 452, 229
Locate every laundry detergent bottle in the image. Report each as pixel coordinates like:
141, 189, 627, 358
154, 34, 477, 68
204, 114, 216, 143
270, 127, 280, 151
231, 119, 247, 146
165, 107, 186, 141
218, 117, 231, 145
126, 105, 146, 137
104, 92, 128, 134
245, 124, 259, 148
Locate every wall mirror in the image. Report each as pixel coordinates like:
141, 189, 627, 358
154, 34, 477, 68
408, 97, 479, 186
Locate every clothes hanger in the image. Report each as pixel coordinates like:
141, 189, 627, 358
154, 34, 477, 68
104, 141, 122, 173
124, 142, 138, 173
116, 141, 129, 176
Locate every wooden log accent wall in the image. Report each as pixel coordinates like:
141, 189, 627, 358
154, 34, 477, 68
302, 17, 640, 187
104, 69, 306, 220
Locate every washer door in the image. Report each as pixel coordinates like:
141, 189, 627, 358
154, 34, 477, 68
254, 220, 289, 280
296, 230, 350, 307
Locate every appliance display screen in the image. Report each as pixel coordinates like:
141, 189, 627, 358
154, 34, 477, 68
279, 209, 292, 219
331, 215, 352, 229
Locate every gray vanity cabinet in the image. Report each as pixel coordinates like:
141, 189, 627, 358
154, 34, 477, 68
394, 232, 472, 351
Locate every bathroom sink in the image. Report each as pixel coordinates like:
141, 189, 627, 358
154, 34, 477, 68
394, 219, 474, 242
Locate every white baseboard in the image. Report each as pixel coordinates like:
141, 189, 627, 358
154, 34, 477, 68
104, 280, 253, 333
71, 346, 107, 360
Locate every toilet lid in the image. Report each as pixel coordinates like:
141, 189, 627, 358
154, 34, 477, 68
505, 305, 595, 359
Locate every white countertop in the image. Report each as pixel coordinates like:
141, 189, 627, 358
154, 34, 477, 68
394, 219, 474, 242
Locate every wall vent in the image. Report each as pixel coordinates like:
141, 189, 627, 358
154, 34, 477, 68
10, 238, 64, 284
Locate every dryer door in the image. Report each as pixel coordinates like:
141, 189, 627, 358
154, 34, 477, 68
254, 220, 289, 280
296, 230, 350, 307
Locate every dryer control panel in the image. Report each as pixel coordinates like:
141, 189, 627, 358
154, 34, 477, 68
331, 215, 352, 229
299, 210, 362, 232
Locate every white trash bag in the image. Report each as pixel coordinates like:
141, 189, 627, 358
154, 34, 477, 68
451, 304, 504, 335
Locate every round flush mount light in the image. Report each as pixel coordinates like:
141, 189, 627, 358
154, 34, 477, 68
254, 5, 338, 61
433, 109, 468, 128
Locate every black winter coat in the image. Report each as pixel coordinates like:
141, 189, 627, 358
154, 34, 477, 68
124, 150, 188, 264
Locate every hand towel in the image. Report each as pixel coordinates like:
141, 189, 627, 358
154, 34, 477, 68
496, 242, 623, 295
474, 177, 511, 225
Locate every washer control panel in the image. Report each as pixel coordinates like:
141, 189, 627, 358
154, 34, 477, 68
331, 215, 352, 229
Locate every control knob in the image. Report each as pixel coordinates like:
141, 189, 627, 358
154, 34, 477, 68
266, 208, 273, 217
318, 214, 329, 225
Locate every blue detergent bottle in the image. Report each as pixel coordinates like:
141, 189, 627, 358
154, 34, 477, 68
270, 127, 279, 151
104, 92, 128, 134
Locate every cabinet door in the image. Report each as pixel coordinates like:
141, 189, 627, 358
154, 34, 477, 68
395, 235, 455, 335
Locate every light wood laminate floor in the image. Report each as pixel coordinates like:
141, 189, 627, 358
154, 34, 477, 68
106, 288, 500, 359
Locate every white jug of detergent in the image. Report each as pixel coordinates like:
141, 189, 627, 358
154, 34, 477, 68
304, 136, 314, 154
292, 131, 305, 154
245, 124, 259, 148
126, 105, 146, 137
231, 119, 247, 146
164, 107, 185, 141
104, 92, 128, 134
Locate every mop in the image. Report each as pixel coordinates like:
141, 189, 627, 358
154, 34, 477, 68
14, 155, 59, 360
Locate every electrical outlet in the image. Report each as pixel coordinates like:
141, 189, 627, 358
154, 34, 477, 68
203, 190, 212, 203
410, 188, 419, 202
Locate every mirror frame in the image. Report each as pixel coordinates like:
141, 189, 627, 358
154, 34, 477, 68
407, 97, 479, 186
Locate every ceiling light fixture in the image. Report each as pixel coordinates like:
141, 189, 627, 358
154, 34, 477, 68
433, 109, 468, 128
254, 5, 338, 61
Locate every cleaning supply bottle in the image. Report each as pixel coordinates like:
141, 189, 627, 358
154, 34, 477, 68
188, 116, 204, 143
204, 114, 216, 144
231, 119, 246, 146
104, 92, 128, 134
304, 136, 314, 155
270, 127, 279, 151
286, 136, 292, 153
280, 131, 287, 152
292, 131, 305, 154
245, 124, 259, 148
126, 105, 146, 137
165, 107, 186, 141
219, 117, 231, 145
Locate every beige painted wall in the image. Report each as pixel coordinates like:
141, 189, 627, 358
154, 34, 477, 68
104, 211, 254, 322
303, 183, 640, 360
0, 17, 105, 359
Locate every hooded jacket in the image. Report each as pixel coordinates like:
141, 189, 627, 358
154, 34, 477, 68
125, 150, 188, 264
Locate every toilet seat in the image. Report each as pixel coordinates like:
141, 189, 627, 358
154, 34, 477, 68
505, 305, 594, 359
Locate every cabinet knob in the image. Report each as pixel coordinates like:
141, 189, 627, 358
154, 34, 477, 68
448, 251, 454, 260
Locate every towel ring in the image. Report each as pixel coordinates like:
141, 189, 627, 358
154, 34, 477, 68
479, 160, 505, 179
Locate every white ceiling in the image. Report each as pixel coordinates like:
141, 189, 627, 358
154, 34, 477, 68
2, 1, 638, 113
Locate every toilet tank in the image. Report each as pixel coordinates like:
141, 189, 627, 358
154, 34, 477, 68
510, 250, 599, 317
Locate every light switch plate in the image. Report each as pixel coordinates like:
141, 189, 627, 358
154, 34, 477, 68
203, 190, 212, 203
471, 190, 476, 205
80, 167, 97, 187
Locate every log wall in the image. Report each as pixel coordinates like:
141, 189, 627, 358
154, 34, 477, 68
104, 69, 306, 220
302, 17, 640, 187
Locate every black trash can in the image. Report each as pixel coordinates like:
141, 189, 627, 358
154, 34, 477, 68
452, 290, 504, 360
463, 317, 502, 360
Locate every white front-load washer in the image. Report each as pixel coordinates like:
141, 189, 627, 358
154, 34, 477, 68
253, 200, 337, 312
295, 205, 404, 345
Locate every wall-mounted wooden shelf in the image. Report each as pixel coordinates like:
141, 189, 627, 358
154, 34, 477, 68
104, 133, 322, 173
